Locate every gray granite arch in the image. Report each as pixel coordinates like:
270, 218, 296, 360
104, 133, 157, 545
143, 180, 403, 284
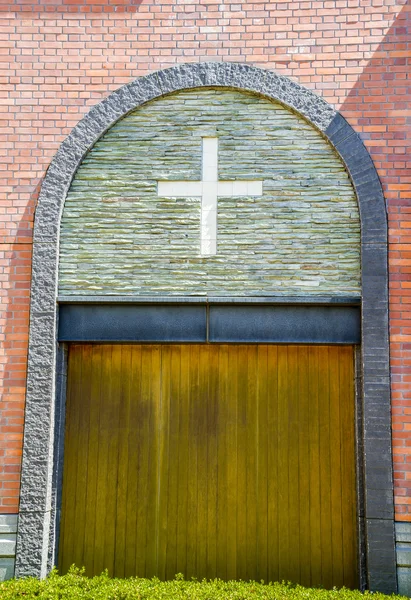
15, 62, 395, 592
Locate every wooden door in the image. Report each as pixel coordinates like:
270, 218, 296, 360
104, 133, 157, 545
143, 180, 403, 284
59, 344, 358, 588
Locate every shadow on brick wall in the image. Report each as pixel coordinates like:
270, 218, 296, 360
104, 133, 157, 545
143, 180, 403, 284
338, 0, 410, 211
338, 0, 411, 522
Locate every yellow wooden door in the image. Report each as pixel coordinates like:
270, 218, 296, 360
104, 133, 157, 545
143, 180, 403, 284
59, 344, 358, 588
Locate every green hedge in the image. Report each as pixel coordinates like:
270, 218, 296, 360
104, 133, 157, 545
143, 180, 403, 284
0, 568, 406, 600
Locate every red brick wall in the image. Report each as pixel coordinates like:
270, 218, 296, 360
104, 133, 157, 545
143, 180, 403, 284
0, 0, 409, 518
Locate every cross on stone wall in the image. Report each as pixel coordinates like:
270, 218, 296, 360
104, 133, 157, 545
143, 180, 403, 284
157, 137, 263, 255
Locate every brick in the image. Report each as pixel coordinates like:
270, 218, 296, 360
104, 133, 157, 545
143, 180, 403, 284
0, 0, 409, 560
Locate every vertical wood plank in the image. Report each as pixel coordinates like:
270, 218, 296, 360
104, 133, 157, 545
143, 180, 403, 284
216, 345, 228, 580
267, 344, 279, 584
165, 345, 180, 579
298, 346, 311, 587
236, 345, 248, 579
92, 345, 113, 576
71, 345, 92, 569
277, 345, 290, 580
226, 345, 238, 581
124, 345, 141, 578
287, 345, 301, 585
308, 346, 322, 586
135, 345, 152, 576
340, 347, 358, 588
329, 346, 344, 588
176, 345, 189, 577
103, 345, 122, 575
256, 345, 268, 583
207, 345, 218, 578
318, 346, 332, 589
59, 345, 81, 574
246, 345, 258, 581
196, 345, 209, 580
186, 345, 199, 579
145, 345, 162, 578
157, 345, 171, 580
114, 345, 131, 578
83, 345, 103, 576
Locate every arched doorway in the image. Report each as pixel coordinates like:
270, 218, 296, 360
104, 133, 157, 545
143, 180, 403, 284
16, 63, 396, 592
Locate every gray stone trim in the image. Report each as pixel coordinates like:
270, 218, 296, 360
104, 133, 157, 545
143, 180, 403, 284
16, 62, 395, 592
325, 113, 395, 593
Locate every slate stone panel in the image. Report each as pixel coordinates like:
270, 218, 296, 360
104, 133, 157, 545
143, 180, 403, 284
58, 89, 360, 298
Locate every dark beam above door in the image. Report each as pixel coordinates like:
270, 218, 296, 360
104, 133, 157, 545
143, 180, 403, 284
58, 299, 360, 344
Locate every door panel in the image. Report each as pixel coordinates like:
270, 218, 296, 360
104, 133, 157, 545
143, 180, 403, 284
59, 344, 358, 588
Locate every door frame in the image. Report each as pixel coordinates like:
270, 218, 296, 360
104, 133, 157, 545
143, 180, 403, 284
16, 62, 396, 592
54, 299, 363, 586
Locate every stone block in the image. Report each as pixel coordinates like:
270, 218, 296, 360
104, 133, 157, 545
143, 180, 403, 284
0, 535, 16, 557
0, 515, 18, 535
396, 522, 411, 543
0, 558, 15, 581
397, 568, 411, 597
397, 546, 411, 567
15, 511, 50, 579
325, 112, 352, 145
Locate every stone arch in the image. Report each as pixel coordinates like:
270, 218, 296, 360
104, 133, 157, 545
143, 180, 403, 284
16, 62, 395, 592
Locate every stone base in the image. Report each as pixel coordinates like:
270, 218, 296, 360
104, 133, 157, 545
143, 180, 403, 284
0, 514, 17, 581
396, 522, 411, 596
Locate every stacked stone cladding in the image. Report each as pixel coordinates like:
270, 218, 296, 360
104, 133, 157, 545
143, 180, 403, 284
59, 89, 360, 298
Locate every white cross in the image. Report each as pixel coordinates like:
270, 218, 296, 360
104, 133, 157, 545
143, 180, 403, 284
157, 137, 263, 256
